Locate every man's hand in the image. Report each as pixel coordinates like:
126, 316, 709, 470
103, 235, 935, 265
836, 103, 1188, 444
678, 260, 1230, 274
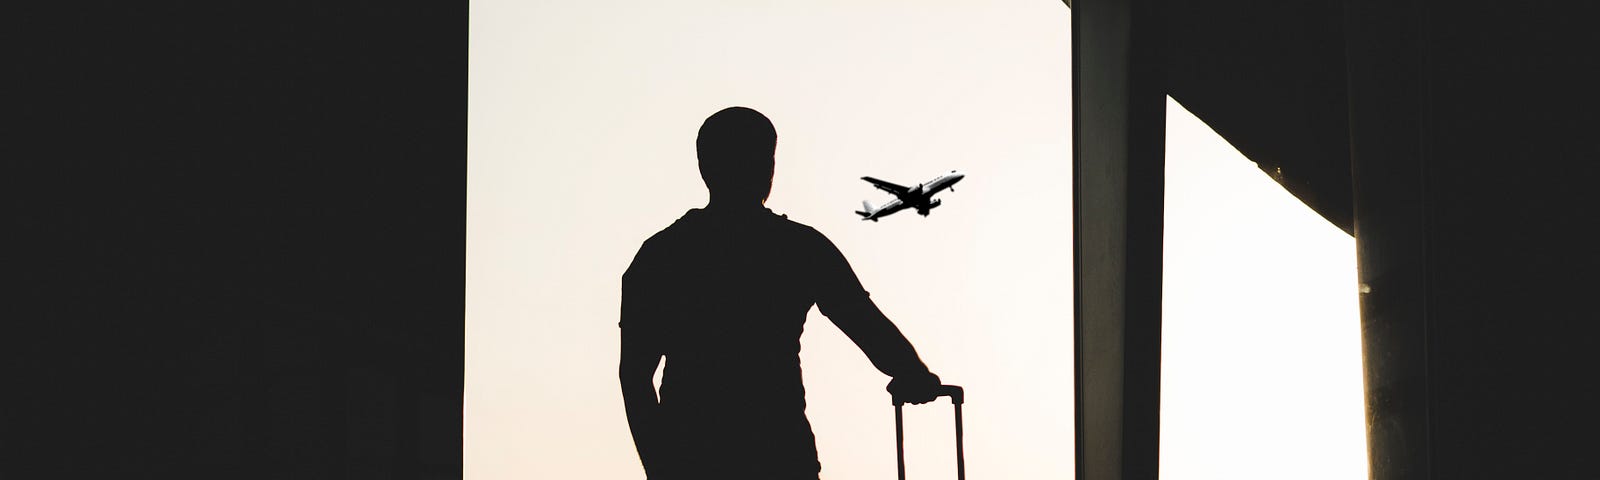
887, 372, 942, 405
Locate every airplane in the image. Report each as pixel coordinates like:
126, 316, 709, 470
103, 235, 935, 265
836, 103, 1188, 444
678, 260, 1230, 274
854, 170, 965, 221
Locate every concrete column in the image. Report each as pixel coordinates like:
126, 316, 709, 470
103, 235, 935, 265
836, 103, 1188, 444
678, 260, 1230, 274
1344, 0, 1432, 478
1072, 0, 1166, 478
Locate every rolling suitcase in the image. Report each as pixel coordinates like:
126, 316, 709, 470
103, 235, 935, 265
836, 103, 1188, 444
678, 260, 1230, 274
893, 384, 965, 480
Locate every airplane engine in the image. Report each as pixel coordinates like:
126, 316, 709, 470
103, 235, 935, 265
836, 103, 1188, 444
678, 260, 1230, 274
916, 198, 942, 216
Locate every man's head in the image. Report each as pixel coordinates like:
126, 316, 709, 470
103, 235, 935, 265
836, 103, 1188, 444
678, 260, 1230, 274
697, 107, 776, 205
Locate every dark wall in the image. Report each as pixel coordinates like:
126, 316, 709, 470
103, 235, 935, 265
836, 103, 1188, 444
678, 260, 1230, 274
1421, 2, 1600, 478
1348, 1, 1600, 478
14, 2, 463, 477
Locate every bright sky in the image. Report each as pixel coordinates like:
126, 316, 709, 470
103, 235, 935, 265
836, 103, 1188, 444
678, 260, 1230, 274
468, 2, 1364, 479
1163, 98, 1366, 480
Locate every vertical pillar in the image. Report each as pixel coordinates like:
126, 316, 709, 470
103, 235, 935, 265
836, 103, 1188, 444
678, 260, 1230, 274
1344, 0, 1432, 478
1072, 0, 1166, 478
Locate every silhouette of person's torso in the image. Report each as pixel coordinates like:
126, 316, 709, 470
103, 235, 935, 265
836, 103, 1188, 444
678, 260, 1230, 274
624, 204, 932, 480
623, 206, 870, 478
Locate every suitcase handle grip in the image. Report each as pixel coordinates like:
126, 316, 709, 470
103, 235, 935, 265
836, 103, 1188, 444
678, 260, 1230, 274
889, 382, 960, 404
893, 384, 964, 406
938, 385, 964, 404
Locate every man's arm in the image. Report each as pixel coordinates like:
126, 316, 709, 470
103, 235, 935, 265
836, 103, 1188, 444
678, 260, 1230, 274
810, 233, 942, 403
619, 327, 667, 476
619, 262, 670, 478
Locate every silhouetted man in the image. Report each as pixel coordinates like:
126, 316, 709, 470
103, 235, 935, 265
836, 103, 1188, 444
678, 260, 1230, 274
620, 107, 943, 480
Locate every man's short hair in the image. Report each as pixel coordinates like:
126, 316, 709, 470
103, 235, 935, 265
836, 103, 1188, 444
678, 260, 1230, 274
697, 107, 777, 202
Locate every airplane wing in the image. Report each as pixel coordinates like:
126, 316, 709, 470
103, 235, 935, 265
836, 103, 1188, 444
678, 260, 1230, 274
861, 176, 911, 196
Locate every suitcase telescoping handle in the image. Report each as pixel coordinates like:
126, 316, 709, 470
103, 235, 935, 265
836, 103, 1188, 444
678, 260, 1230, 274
893, 385, 964, 480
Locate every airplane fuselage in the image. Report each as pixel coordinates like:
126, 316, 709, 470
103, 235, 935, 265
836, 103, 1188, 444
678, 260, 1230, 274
855, 170, 965, 221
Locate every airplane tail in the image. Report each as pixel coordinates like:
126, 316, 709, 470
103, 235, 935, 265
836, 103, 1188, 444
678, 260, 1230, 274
855, 200, 872, 219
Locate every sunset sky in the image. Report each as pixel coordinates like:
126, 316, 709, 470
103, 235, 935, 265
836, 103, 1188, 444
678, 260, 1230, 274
468, 2, 1365, 478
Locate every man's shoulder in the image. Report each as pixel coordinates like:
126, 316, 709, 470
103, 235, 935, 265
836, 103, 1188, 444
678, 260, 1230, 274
633, 210, 698, 253
622, 210, 690, 267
